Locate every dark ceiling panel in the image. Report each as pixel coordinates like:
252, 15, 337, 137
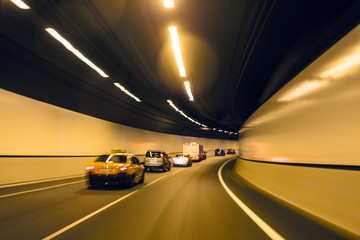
1, 0, 360, 139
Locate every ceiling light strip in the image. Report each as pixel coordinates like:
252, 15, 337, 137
184, 81, 194, 101
45, 28, 109, 78
114, 83, 141, 102
167, 100, 206, 127
163, 0, 174, 8
167, 100, 237, 135
10, 0, 30, 9
169, 26, 186, 77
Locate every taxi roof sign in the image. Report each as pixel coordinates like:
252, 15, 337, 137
112, 147, 126, 153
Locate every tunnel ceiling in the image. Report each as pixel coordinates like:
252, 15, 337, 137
1, 0, 360, 140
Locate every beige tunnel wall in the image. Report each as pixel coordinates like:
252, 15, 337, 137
235, 23, 360, 237
0, 88, 238, 185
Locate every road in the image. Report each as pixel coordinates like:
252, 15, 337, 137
0, 156, 350, 240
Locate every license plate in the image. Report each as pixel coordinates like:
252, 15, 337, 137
101, 168, 111, 172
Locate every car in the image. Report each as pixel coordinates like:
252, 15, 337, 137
215, 148, 226, 156
144, 150, 171, 172
85, 151, 145, 188
173, 154, 192, 167
226, 149, 235, 154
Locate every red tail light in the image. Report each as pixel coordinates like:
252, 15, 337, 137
85, 166, 94, 171
119, 166, 128, 171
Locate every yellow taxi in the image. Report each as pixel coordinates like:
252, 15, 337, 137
85, 149, 145, 188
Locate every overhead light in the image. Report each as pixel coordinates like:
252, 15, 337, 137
45, 28, 109, 78
10, 0, 30, 9
167, 100, 232, 134
163, 0, 174, 8
321, 46, 360, 79
167, 100, 205, 127
184, 81, 194, 101
114, 83, 141, 102
277, 80, 328, 102
169, 26, 186, 77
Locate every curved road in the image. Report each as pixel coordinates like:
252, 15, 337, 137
0, 156, 350, 240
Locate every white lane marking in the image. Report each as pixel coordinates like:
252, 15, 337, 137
42, 175, 167, 240
0, 180, 85, 199
0, 175, 83, 188
218, 159, 285, 240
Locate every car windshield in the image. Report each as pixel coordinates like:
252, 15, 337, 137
175, 154, 182, 157
146, 151, 161, 158
94, 155, 127, 163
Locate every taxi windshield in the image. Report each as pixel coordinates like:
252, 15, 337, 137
94, 155, 127, 163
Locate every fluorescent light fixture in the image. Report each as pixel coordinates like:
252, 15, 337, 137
321, 46, 360, 79
114, 83, 141, 102
167, 100, 232, 134
45, 28, 109, 78
10, 0, 30, 9
167, 100, 204, 127
163, 0, 174, 8
169, 26, 186, 77
184, 81, 194, 101
278, 80, 328, 102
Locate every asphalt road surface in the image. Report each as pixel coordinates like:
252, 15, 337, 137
0, 156, 351, 240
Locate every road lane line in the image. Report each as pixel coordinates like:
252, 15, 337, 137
218, 159, 285, 240
0, 175, 83, 188
42, 175, 167, 240
0, 180, 85, 199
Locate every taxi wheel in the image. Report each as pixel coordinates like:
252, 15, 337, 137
128, 174, 136, 187
88, 180, 96, 188
139, 171, 145, 184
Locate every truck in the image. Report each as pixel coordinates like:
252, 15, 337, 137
183, 142, 206, 161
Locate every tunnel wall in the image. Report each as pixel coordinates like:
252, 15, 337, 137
235, 24, 360, 236
0, 88, 237, 186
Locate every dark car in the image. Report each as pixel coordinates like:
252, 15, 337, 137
226, 149, 235, 154
215, 149, 226, 156
144, 150, 171, 172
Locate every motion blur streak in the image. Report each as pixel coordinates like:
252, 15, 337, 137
218, 159, 285, 240
184, 81, 194, 101
169, 26, 186, 77
42, 190, 140, 240
163, 0, 174, 8
0, 180, 84, 199
10, 0, 29, 9
45, 28, 109, 78
238, 22, 360, 237
114, 83, 141, 102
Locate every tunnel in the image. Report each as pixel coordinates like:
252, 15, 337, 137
1, 0, 360, 239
